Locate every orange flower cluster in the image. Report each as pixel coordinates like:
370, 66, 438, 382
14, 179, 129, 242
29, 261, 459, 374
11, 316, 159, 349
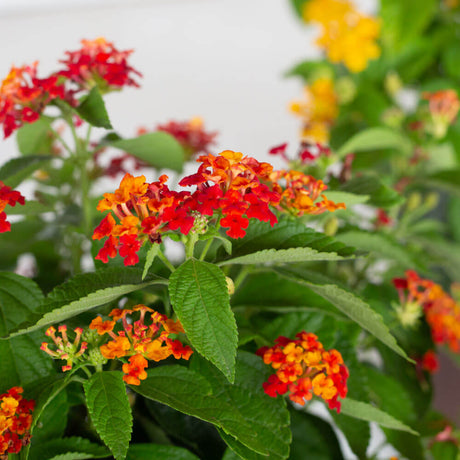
0, 63, 65, 138
0, 181, 25, 233
290, 77, 338, 143
41, 325, 88, 372
269, 170, 345, 216
58, 37, 142, 93
0, 387, 35, 458
256, 332, 349, 412
393, 271, 460, 353
90, 304, 193, 385
422, 90, 460, 138
303, 0, 380, 72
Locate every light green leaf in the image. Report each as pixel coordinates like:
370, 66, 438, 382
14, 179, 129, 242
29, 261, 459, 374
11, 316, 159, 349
76, 87, 112, 129
275, 268, 410, 361
340, 398, 418, 435
6, 200, 54, 215
169, 259, 237, 382
417, 169, 460, 197
84, 372, 132, 460
337, 127, 412, 158
0, 155, 53, 188
142, 244, 161, 280
111, 132, 184, 172
29, 437, 110, 460
16, 118, 53, 155
323, 191, 369, 206
4, 268, 167, 338
126, 444, 199, 460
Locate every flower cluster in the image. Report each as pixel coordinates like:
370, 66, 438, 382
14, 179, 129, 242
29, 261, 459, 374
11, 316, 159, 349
0, 63, 65, 138
89, 305, 193, 385
41, 325, 88, 372
303, 0, 380, 72
269, 142, 331, 165
422, 89, 460, 139
393, 270, 460, 352
58, 37, 142, 93
289, 77, 338, 143
256, 332, 349, 412
0, 181, 25, 233
0, 387, 35, 458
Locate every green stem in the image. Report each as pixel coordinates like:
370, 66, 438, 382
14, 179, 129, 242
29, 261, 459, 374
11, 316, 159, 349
158, 250, 175, 272
185, 232, 199, 259
49, 126, 74, 157
199, 238, 214, 261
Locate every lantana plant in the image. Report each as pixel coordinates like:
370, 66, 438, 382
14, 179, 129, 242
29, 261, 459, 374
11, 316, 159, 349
1, 2, 460, 456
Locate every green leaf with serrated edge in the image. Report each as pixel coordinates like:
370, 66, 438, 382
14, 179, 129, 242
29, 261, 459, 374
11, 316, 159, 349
337, 127, 412, 158
76, 87, 112, 129
218, 428, 267, 460
169, 259, 237, 382
274, 268, 410, 361
142, 244, 161, 280
132, 352, 291, 459
336, 231, 424, 270
323, 191, 369, 206
3, 268, 167, 339
340, 174, 404, 207
16, 117, 53, 155
340, 398, 418, 435
84, 371, 132, 460
222, 218, 355, 262
29, 436, 110, 460
126, 444, 200, 460
111, 132, 184, 172
0, 155, 53, 188
219, 246, 351, 266
0, 273, 54, 392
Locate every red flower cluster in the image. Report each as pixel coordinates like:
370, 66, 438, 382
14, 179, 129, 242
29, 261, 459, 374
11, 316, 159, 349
0, 63, 65, 138
268, 142, 331, 165
156, 117, 217, 159
0, 181, 25, 233
0, 387, 35, 458
256, 332, 349, 412
89, 304, 193, 385
59, 37, 142, 92
393, 270, 460, 353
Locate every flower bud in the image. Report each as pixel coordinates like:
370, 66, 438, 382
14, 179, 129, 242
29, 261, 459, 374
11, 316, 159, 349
324, 216, 339, 236
406, 192, 422, 211
226, 277, 235, 295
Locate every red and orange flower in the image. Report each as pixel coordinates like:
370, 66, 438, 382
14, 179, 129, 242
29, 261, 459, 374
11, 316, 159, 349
0, 181, 25, 233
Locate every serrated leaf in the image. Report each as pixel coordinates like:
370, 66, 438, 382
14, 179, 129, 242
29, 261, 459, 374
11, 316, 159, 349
169, 259, 237, 382
336, 231, 424, 269
84, 371, 132, 460
16, 118, 53, 155
0, 272, 54, 392
218, 429, 265, 460
126, 444, 199, 460
337, 127, 412, 158
142, 244, 160, 280
4, 268, 167, 338
29, 436, 110, 460
76, 87, 112, 129
275, 268, 410, 361
111, 132, 184, 172
0, 155, 53, 188
132, 352, 291, 459
340, 398, 418, 435
219, 246, 351, 266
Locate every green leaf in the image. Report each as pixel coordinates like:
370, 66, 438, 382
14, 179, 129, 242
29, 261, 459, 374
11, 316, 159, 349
133, 352, 291, 459
417, 169, 460, 197
169, 259, 237, 382
431, 441, 459, 460
443, 43, 460, 80
0, 272, 54, 392
126, 444, 199, 460
84, 371, 132, 460
5, 200, 54, 215
76, 87, 112, 129
111, 132, 184, 172
142, 244, 160, 280
323, 191, 369, 206
448, 197, 460, 243
275, 268, 410, 361
288, 0, 308, 18
285, 59, 335, 81
16, 118, 53, 155
340, 398, 418, 435
340, 174, 404, 207
218, 429, 266, 460
0, 155, 53, 188
337, 127, 412, 158
4, 267, 167, 338
29, 436, 110, 460
336, 231, 424, 270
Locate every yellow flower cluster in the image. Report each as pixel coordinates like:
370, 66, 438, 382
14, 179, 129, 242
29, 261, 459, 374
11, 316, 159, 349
290, 77, 338, 143
303, 0, 380, 73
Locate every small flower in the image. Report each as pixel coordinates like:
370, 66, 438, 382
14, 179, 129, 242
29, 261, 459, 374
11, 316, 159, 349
422, 90, 460, 139
0, 181, 25, 233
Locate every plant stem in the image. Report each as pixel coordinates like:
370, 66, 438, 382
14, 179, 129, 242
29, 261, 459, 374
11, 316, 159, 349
199, 237, 214, 261
158, 250, 175, 272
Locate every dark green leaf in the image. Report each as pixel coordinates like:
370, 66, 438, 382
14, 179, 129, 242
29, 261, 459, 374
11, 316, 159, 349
111, 132, 184, 172
126, 444, 199, 460
4, 267, 167, 338
0, 155, 53, 188
29, 436, 110, 460
417, 169, 460, 197
431, 441, 459, 460
288, 0, 308, 18
218, 429, 265, 460
76, 87, 112, 129
16, 118, 53, 155
84, 371, 132, 460
142, 244, 160, 280
169, 259, 237, 382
